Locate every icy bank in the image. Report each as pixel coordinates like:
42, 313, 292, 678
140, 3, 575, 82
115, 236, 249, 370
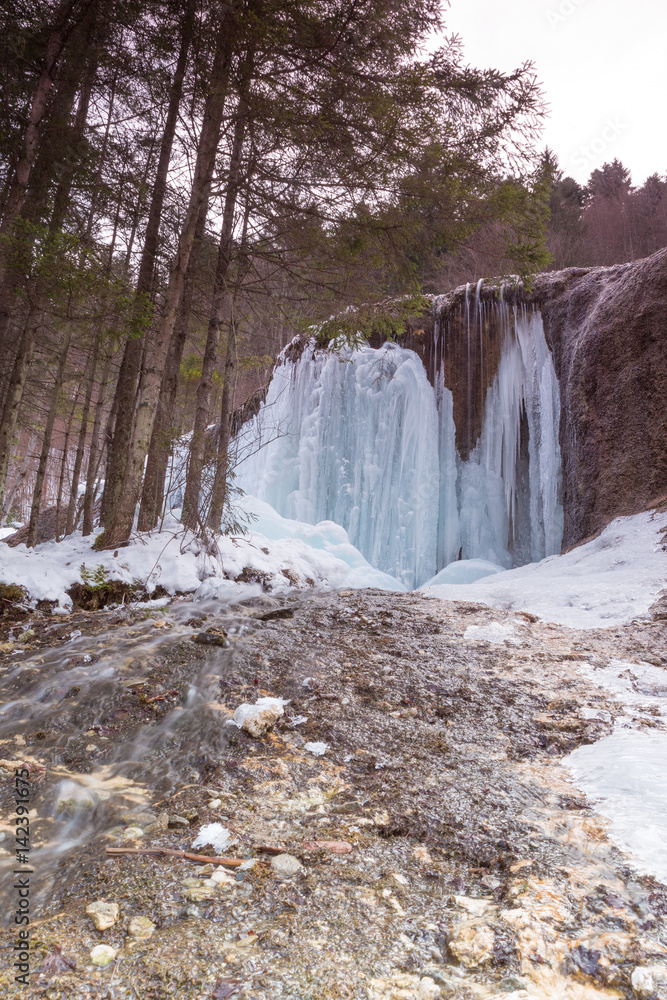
421, 510, 667, 629
0, 497, 404, 611
565, 656, 667, 885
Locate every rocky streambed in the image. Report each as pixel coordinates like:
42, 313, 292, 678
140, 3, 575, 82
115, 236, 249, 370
0, 589, 666, 999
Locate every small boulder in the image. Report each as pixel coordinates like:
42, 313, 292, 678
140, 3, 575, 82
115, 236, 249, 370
418, 977, 441, 999
86, 900, 119, 931
448, 921, 495, 968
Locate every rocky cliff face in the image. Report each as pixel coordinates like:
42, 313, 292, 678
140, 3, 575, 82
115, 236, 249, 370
531, 248, 667, 548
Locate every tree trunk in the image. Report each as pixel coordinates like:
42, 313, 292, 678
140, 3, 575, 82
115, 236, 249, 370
207, 320, 237, 532
181, 89, 250, 530
26, 326, 73, 547
102, 14, 235, 549
0, 306, 42, 507
0, 10, 94, 387
66, 334, 99, 534
102, 0, 195, 530
55, 390, 79, 541
0, 0, 91, 236
137, 196, 208, 531
1, 432, 37, 525
82, 351, 112, 536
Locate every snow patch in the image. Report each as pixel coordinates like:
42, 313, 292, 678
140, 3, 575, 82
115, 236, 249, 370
422, 511, 667, 629
0, 500, 405, 610
191, 824, 236, 855
464, 622, 520, 645
565, 729, 667, 885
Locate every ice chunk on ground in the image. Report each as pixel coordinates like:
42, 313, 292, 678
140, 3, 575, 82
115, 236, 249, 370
304, 742, 328, 756
231, 696, 289, 737
191, 823, 236, 854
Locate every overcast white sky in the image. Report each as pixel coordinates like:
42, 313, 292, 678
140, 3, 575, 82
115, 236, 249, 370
441, 0, 664, 186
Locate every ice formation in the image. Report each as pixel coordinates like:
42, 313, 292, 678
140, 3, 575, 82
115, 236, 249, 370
235, 301, 563, 588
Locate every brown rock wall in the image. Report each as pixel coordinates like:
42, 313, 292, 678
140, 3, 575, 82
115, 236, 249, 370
531, 248, 667, 547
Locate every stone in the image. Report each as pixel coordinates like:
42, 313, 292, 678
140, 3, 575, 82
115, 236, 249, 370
448, 921, 495, 967
122, 825, 144, 840
168, 814, 190, 827
210, 869, 236, 886
90, 944, 116, 967
127, 916, 155, 940
86, 900, 119, 931
418, 977, 441, 999
270, 853, 303, 877
631, 965, 667, 998
144, 811, 169, 834
454, 895, 491, 917
121, 811, 155, 826
498, 977, 530, 993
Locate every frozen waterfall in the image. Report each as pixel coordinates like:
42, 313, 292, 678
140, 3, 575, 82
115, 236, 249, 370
234, 303, 563, 589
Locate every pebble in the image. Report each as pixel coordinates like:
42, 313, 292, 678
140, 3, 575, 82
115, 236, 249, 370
122, 825, 145, 840
127, 915, 155, 940
498, 976, 530, 993
90, 944, 116, 967
631, 964, 667, 998
86, 900, 119, 931
121, 811, 156, 826
270, 853, 303, 877
418, 978, 441, 999
448, 921, 494, 967
168, 814, 190, 827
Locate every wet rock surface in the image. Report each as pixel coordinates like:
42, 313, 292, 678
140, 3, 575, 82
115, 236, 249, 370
0, 590, 665, 998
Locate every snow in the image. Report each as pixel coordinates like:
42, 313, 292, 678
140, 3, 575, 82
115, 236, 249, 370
464, 622, 520, 645
304, 742, 329, 756
422, 510, 667, 629
566, 729, 667, 885
0, 499, 404, 611
191, 823, 236, 855
563, 648, 667, 885
231, 696, 289, 729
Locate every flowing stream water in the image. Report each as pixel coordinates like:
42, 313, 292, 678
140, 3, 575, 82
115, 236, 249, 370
0, 600, 244, 916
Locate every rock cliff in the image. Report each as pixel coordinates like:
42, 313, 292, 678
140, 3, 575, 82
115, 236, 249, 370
531, 248, 667, 547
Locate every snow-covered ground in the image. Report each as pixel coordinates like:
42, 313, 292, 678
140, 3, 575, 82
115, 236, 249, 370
421, 510, 667, 629
565, 657, 667, 885
0, 503, 665, 624
0, 496, 403, 612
